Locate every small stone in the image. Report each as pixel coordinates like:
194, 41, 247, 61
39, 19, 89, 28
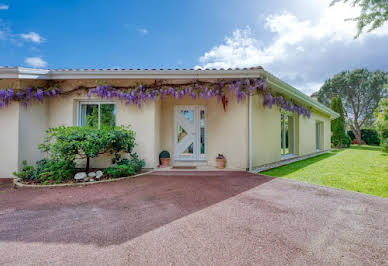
95, 170, 103, 179
88, 172, 96, 178
89, 179, 95, 182
83, 177, 89, 182
74, 172, 87, 180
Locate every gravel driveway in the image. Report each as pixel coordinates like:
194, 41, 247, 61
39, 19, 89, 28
0, 171, 387, 265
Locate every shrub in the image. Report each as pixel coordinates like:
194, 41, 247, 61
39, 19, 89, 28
375, 98, 388, 152
104, 164, 135, 178
382, 139, 388, 152
347, 129, 380, 145
330, 96, 350, 147
347, 130, 355, 140
360, 129, 380, 145
105, 153, 145, 178
342, 135, 352, 147
13, 159, 75, 184
39, 125, 136, 172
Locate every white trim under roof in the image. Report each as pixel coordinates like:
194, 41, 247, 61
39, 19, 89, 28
0, 66, 339, 119
0, 67, 264, 80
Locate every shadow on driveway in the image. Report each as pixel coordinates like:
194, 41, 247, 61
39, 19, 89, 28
0, 171, 272, 246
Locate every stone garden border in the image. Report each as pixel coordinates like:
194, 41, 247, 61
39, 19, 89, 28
13, 170, 154, 188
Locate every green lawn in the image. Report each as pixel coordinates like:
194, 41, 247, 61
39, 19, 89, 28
262, 145, 388, 198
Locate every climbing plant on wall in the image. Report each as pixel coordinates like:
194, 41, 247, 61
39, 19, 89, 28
0, 78, 312, 118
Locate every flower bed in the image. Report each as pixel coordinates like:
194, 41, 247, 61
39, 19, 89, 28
13, 125, 145, 185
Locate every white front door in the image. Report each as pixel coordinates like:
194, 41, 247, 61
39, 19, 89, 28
174, 105, 207, 161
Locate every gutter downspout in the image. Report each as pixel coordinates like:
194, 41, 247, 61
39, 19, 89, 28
248, 95, 253, 172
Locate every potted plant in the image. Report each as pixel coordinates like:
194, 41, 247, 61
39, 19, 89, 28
216, 154, 226, 169
159, 150, 171, 167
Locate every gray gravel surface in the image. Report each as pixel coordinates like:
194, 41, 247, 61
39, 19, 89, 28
0, 171, 387, 265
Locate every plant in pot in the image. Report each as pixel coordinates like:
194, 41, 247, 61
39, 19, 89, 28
159, 151, 171, 167
216, 154, 226, 169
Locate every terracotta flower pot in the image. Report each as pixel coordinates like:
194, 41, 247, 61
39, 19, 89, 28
216, 158, 226, 169
160, 158, 170, 167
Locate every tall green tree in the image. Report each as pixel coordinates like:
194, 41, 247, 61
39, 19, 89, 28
317, 69, 387, 143
330, 96, 351, 147
331, 0, 388, 38
375, 98, 388, 151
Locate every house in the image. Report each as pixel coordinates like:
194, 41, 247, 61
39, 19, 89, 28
0, 66, 338, 178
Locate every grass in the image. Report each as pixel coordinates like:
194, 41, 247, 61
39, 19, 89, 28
262, 145, 388, 198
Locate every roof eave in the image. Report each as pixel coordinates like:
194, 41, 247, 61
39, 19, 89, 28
0, 67, 264, 80
264, 70, 339, 119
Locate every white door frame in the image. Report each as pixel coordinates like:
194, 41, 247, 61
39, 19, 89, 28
174, 105, 207, 161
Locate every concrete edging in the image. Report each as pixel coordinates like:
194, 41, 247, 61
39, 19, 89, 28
13, 170, 154, 188
251, 150, 331, 173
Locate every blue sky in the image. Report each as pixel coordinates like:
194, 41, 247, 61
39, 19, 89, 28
1, 0, 387, 94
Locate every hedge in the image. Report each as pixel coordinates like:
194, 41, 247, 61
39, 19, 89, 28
347, 129, 380, 145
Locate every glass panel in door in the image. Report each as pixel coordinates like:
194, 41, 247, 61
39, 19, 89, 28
175, 108, 196, 160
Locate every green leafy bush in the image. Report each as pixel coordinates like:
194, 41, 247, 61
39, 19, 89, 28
15, 125, 143, 184
104, 164, 135, 178
375, 98, 388, 152
39, 125, 136, 172
105, 153, 145, 178
330, 96, 350, 148
382, 139, 388, 152
13, 159, 75, 184
361, 129, 380, 145
347, 129, 380, 145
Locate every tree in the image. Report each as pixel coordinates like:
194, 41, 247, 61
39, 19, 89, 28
317, 69, 387, 144
331, 0, 388, 38
330, 96, 351, 147
375, 98, 388, 151
40, 126, 136, 172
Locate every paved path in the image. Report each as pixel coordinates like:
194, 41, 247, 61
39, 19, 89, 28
0, 171, 387, 265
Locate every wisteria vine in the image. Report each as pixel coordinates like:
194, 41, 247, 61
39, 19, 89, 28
0, 87, 59, 109
87, 78, 311, 117
0, 78, 311, 118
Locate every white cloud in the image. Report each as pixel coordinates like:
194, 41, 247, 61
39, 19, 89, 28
0, 4, 8, 10
137, 28, 148, 35
196, 2, 388, 94
25, 57, 47, 68
20, 32, 45, 43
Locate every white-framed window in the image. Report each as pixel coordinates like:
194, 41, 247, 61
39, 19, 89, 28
78, 101, 116, 129
281, 112, 295, 157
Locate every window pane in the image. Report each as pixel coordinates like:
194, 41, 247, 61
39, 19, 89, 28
281, 114, 293, 155
81, 104, 98, 129
316, 123, 321, 150
200, 110, 205, 154
183, 143, 194, 155
288, 116, 294, 154
284, 116, 289, 154
181, 110, 194, 122
177, 125, 187, 143
100, 104, 116, 129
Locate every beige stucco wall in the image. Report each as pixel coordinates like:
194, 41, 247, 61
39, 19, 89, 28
251, 94, 281, 167
18, 101, 49, 167
298, 111, 331, 155
45, 90, 159, 168
0, 102, 20, 178
159, 91, 249, 169
251, 94, 332, 168
116, 98, 159, 168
